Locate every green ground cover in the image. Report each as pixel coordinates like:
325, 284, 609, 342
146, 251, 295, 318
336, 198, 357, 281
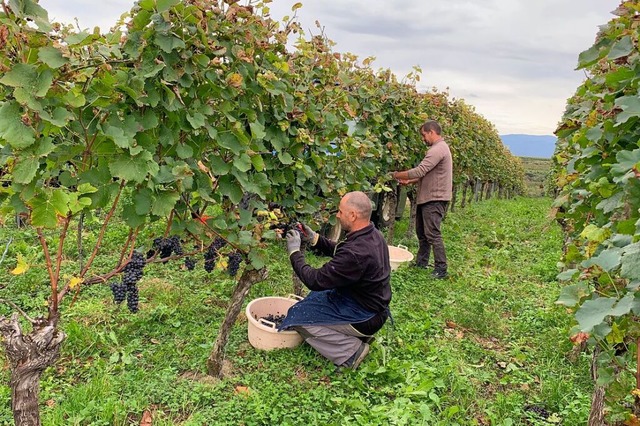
0, 197, 592, 425
519, 158, 552, 198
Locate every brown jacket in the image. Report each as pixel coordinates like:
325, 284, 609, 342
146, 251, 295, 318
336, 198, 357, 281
406, 139, 453, 204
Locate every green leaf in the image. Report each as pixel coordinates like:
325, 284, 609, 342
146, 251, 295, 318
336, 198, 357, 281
577, 44, 602, 69
621, 243, 640, 280
607, 36, 633, 60
186, 113, 205, 129
250, 121, 266, 140
63, 90, 86, 108
233, 153, 252, 173
251, 154, 265, 172
155, 34, 186, 53
38, 46, 68, 69
614, 96, 640, 124
557, 268, 578, 281
248, 250, 266, 270
65, 32, 93, 46
278, 152, 294, 165
133, 189, 153, 215
109, 152, 157, 183
611, 149, 640, 178
556, 282, 590, 307
29, 190, 70, 228
13, 157, 39, 184
176, 144, 193, 159
152, 191, 180, 217
609, 293, 636, 318
122, 203, 146, 228
157, 0, 180, 12
218, 133, 243, 155
583, 248, 621, 272
218, 175, 243, 204
40, 107, 73, 127
0, 64, 36, 88
0, 102, 36, 148
575, 297, 616, 332
208, 156, 231, 175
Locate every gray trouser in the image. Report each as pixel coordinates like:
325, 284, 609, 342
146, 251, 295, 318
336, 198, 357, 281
293, 324, 369, 366
416, 200, 448, 270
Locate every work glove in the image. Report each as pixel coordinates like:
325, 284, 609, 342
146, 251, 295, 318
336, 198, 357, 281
296, 223, 319, 246
286, 229, 301, 255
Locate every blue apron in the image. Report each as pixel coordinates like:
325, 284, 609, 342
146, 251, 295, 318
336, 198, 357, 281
278, 289, 376, 331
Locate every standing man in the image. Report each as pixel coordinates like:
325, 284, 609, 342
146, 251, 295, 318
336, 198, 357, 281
279, 191, 391, 370
391, 120, 452, 279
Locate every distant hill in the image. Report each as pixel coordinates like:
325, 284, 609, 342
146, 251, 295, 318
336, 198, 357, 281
500, 134, 557, 159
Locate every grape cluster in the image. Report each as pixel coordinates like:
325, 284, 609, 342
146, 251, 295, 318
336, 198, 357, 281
269, 222, 294, 237
523, 405, 550, 420
227, 251, 243, 277
148, 236, 183, 262
122, 251, 145, 313
204, 237, 227, 273
184, 257, 196, 270
110, 281, 126, 304
260, 314, 285, 327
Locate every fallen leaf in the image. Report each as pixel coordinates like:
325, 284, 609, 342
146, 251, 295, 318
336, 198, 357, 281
234, 385, 250, 395
46, 399, 55, 408
10, 254, 29, 275
140, 410, 152, 426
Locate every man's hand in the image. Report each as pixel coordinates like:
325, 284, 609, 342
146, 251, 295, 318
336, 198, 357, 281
286, 229, 301, 255
297, 223, 319, 246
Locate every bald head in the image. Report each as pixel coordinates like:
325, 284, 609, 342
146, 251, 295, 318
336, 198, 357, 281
343, 191, 373, 221
337, 191, 373, 232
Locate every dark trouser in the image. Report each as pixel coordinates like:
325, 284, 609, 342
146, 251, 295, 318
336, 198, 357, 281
416, 201, 448, 271
292, 310, 388, 366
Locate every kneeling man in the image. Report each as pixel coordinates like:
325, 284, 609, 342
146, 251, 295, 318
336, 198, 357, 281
279, 191, 392, 370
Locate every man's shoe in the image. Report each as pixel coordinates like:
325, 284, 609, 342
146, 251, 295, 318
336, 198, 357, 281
431, 269, 448, 279
411, 261, 430, 269
361, 335, 375, 344
342, 342, 370, 370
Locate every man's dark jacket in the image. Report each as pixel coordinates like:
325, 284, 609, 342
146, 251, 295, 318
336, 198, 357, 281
289, 223, 391, 314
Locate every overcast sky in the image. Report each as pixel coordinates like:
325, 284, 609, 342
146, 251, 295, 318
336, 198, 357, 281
39, 0, 616, 135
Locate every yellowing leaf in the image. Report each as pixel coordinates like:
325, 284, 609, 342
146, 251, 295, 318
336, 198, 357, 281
10, 254, 29, 275
69, 277, 83, 289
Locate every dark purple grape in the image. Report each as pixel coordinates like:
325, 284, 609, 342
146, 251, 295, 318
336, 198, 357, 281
227, 251, 242, 277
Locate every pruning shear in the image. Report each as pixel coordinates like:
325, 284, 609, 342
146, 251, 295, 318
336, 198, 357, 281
295, 223, 307, 237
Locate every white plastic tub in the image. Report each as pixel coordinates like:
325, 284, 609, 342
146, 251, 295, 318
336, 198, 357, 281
245, 295, 303, 350
388, 245, 414, 271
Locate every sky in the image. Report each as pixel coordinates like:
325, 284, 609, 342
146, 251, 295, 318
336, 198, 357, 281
38, 0, 617, 136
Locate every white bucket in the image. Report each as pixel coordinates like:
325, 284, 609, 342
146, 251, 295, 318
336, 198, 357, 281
245, 295, 304, 350
388, 245, 414, 271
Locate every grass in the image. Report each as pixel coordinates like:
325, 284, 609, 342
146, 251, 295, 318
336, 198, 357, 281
519, 157, 552, 197
0, 197, 592, 425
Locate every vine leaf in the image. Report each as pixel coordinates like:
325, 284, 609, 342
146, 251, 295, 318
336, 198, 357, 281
583, 248, 621, 272
556, 282, 590, 307
38, 47, 68, 69
614, 96, 640, 124
29, 190, 70, 228
575, 298, 616, 332
621, 243, 640, 280
0, 102, 36, 148
608, 36, 633, 60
